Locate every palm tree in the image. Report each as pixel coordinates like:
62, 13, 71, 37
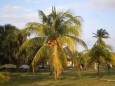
89, 29, 112, 76
20, 7, 87, 79
64, 47, 89, 77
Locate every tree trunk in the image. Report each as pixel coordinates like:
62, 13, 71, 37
32, 64, 35, 73
97, 63, 100, 76
55, 70, 58, 80
61, 70, 64, 74
107, 63, 110, 73
49, 71, 53, 75
42, 63, 45, 69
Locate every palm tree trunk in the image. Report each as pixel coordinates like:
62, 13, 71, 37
32, 64, 35, 73
55, 70, 58, 80
32, 67, 35, 73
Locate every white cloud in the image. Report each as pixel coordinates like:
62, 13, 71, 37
0, 5, 39, 28
44, 5, 70, 15
3, 5, 32, 14
92, 0, 115, 11
25, 0, 43, 3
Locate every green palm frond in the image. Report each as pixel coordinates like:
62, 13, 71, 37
57, 47, 67, 68
19, 37, 45, 49
19, 37, 45, 61
38, 10, 47, 24
62, 26, 81, 36
67, 36, 88, 49
105, 44, 112, 51
52, 15, 60, 33
93, 28, 109, 39
65, 12, 82, 26
88, 57, 97, 68
32, 44, 51, 72
26, 22, 48, 37
58, 36, 76, 52
64, 47, 78, 66
22, 47, 39, 62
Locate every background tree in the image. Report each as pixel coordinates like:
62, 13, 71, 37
64, 47, 89, 77
0, 24, 19, 65
20, 7, 87, 80
89, 29, 112, 76
0, 24, 29, 66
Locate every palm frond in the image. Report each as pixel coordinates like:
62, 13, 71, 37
52, 14, 60, 33
93, 28, 109, 39
62, 26, 81, 36
38, 10, 47, 24
26, 22, 48, 37
58, 36, 76, 52
19, 37, 45, 49
19, 37, 45, 61
67, 36, 88, 50
58, 47, 67, 68
65, 12, 82, 26
88, 57, 97, 68
64, 47, 78, 66
32, 44, 51, 72
105, 44, 112, 51
51, 44, 63, 80
0, 72, 10, 83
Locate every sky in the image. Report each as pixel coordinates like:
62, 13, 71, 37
0, 0, 115, 51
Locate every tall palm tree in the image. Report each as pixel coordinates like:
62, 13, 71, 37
20, 7, 87, 79
89, 29, 112, 76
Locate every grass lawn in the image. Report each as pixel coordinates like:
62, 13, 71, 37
1, 69, 115, 86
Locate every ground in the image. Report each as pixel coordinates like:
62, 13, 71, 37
0, 68, 115, 86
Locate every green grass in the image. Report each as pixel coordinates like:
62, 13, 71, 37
1, 69, 115, 86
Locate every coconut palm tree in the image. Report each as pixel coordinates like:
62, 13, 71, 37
64, 47, 89, 77
20, 7, 87, 79
89, 29, 112, 76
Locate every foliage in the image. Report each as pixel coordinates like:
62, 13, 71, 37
0, 24, 29, 65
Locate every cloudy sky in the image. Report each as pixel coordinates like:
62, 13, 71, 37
0, 0, 115, 51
